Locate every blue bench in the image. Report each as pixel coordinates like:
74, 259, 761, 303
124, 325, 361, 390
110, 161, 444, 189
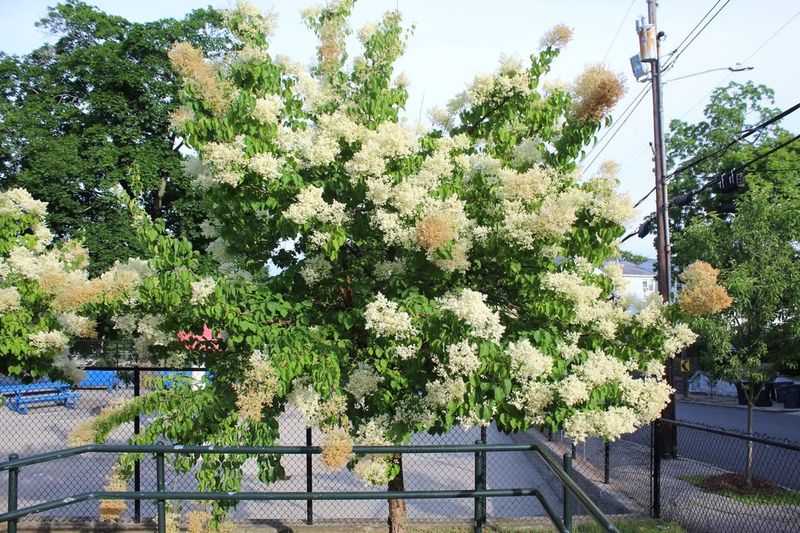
0, 382, 80, 414
78, 370, 122, 391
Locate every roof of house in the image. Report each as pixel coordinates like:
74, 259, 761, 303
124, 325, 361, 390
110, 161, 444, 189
638, 259, 657, 273
615, 259, 656, 277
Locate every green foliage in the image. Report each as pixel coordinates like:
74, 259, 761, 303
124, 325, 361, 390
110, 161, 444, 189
668, 82, 800, 381
0, 0, 233, 274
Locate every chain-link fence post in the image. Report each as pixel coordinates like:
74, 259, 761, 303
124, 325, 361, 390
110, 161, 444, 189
306, 426, 313, 525
133, 366, 141, 523
473, 438, 486, 533
652, 420, 661, 519
7, 453, 18, 533
604, 440, 610, 484
156, 447, 166, 533
562, 453, 573, 531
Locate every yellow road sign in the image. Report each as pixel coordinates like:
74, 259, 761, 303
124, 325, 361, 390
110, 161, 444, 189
680, 359, 691, 373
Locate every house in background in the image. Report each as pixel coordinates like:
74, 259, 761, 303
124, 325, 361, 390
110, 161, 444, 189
616, 259, 658, 305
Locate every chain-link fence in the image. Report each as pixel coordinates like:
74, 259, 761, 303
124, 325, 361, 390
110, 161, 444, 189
0, 366, 614, 527
653, 419, 800, 533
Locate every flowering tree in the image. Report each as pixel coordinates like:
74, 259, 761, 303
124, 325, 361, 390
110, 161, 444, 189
0, 189, 149, 382
65, 2, 699, 529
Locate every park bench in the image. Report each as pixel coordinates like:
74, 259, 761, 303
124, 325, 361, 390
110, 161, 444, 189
0, 382, 80, 414
78, 370, 123, 391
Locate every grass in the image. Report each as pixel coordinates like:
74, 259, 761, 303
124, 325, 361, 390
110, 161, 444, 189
680, 474, 800, 505
412, 518, 685, 532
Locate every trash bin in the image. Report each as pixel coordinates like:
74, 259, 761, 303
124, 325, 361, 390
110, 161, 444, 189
755, 384, 773, 407
783, 384, 800, 409
735, 381, 749, 405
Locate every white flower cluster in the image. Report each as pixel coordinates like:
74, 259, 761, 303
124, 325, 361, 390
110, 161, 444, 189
574, 349, 628, 387
564, 406, 639, 443
288, 379, 322, 427
542, 271, 627, 340
132, 314, 172, 359
437, 289, 505, 343
28, 330, 69, 353
53, 353, 86, 384
373, 258, 407, 281
557, 375, 589, 406
510, 382, 553, 424
190, 277, 217, 304
442, 340, 480, 377
353, 416, 393, 486
252, 94, 282, 124
502, 188, 591, 248
247, 152, 282, 180
300, 255, 333, 285
507, 339, 553, 382
0, 188, 48, 218
620, 376, 673, 423
497, 165, 555, 203
284, 185, 347, 226
394, 344, 418, 361
345, 362, 382, 401
345, 122, 419, 177
55, 312, 97, 338
662, 323, 698, 357
0, 287, 21, 313
424, 377, 467, 409
204, 136, 246, 187
585, 175, 636, 225
364, 293, 415, 339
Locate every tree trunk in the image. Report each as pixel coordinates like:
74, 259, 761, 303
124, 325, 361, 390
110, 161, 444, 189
745, 393, 754, 488
387, 455, 407, 533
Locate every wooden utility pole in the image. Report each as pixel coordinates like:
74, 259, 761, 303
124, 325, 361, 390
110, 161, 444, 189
639, 0, 677, 457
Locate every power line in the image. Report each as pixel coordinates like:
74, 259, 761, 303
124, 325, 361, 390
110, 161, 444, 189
739, 7, 800, 65
662, 0, 731, 72
631, 101, 800, 207
602, 0, 636, 63
583, 1, 730, 177
623, 133, 800, 242
672, 7, 800, 123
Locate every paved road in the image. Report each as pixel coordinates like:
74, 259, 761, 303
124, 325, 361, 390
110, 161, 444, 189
619, 400, 800, 491
677, 401, 800, 442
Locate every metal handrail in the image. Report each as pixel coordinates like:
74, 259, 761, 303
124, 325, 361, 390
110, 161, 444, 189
1, 443, 620, 533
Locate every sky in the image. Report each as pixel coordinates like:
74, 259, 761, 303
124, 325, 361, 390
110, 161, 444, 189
1, 0, 799, 259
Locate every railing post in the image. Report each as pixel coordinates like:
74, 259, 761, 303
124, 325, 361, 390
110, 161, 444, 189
8, 454, 18, 533
652, 420, 662, 519
133, 366, 141, 523
562, 453, 573, 532
604, 441, 610, 484
306, 427, 313, 525
474, 436, 486, 533
156, 448, 166, 533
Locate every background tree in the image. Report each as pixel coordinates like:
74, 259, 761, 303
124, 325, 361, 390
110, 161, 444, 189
668, 82, 800, 486
0, 0, 232, 275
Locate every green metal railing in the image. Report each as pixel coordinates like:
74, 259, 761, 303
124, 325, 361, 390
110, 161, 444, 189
1, 442, 619, 533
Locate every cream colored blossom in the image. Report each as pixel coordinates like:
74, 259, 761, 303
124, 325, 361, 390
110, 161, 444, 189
424, 378, 467, 409
1, 188, 48, 218
320, 427, 353, 469
28, 330, 69, 353
575, 349, 628, 387
252, 94, 283, 124
0, 287, 21, 312
364, 293, 415, 339
284, 185, 347, 226
558, 375, 589, 406
510, 382, 553, 424
300, 255, 332, 285
353, 455, 390, 485
56, 312, 97, 338
345, 362, 382, 400
437, 289, 504, 343
190, 277, 217, 304
442, 340, 480, 377
288, 379, 322, 426
247, 152, 282, 180
508, 339, 552, 381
